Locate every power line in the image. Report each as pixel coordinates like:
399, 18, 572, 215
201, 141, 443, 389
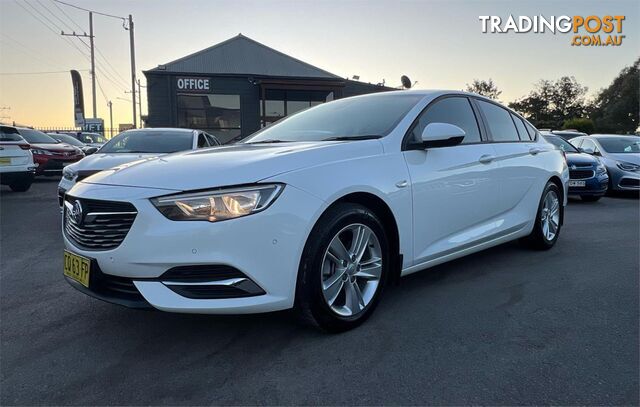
49, 0, 85, 32
14, 0, 89, 60
95, 77, 109, 103
36, 0, 77, 35
52, 0, 126, 21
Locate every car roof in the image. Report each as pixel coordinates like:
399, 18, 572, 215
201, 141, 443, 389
122, 127, 196, 134
589, 134, 640, 138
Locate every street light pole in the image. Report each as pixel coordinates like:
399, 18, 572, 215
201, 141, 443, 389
128, 14, 137, 128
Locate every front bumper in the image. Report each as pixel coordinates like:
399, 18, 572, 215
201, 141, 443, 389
34, 155, 82, 175
568, 172, 609, 196
63, 182, 325, 314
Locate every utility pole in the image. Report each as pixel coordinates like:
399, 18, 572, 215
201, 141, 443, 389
107, 101, 113, 138
61, 14, 96, 118
127, 14, 137, 128
89, 12, 96, 118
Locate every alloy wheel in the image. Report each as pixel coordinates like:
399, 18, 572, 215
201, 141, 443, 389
540, 190, 560, 241
321, 223, 382, 317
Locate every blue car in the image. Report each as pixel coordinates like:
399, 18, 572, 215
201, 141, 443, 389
543, 134, 609, 201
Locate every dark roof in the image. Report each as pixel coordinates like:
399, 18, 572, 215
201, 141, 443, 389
147, 34, 341, 79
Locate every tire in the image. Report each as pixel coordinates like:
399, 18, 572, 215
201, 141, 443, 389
581, 195, 601, 202
295, 203, 390, 332
521, 181, 562, 250
9, 181, 32, 192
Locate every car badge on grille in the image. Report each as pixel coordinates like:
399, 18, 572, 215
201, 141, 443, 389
570, 164, 577, 170
71, 200, 83, 225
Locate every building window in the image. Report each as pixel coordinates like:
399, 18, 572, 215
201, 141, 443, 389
260, 89, 333, 127
177, 94, 241, 144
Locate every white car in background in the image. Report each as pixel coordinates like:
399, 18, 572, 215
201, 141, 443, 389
62, 91, 568, 332
58, 128, 221, 206
0, 125, 36, 192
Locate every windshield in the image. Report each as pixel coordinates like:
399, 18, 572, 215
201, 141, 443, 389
596, 136, 640, 153
244, 94, 423, 143
0, 126, 25, 142
18, 128, 58, 144
98, 130, 193, 154
51, 134, 84, 146
544, 135, 579, 153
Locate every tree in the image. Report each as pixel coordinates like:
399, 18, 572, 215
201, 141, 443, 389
465, 79, 502, 101
509, 76, 589, 129
590, 58, 639, 134
562, 118, 595, 134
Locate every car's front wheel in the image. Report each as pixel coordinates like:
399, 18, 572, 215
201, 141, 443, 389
296, 203, 389, 332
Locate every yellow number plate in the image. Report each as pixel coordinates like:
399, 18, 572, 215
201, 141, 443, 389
0, 157, 10, 166
63, 250, 91, 288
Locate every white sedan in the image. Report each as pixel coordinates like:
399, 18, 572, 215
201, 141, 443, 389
62, 90, 568, 332
58, 128, 221, 206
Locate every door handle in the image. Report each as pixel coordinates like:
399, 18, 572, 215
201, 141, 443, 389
529, 147, 543, 155
478, 154, 496, 164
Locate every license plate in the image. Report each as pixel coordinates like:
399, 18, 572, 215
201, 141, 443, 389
0, 157, 10, 166
63, 250, 91, 288
569, 180, 586, 187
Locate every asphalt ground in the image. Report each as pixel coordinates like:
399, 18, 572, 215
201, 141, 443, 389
1, 178, 638, 405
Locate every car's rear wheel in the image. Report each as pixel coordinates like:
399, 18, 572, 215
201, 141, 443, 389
9, 180, 32, 192
521, 181, 561, 250
296, 203, 389, 332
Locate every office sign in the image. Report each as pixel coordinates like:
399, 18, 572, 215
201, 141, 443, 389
176, 77, 211, 92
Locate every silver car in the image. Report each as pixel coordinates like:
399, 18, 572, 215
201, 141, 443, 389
571, 135, 640, 191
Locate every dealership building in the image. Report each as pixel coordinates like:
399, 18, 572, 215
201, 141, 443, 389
143, 34, 393, 143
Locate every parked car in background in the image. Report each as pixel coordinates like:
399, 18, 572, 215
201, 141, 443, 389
0, 125, 36, 192
61, 91, 568, 332
48, 133, 98, 156
571, 135, 640, 192
542, 133, 608, 201
58, 128, 221, 206
17, 128, 84, 176
61, 131, 108, 148
550, 130, 588, 141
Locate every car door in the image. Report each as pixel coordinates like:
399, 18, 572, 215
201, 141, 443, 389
474, 99, 545, 228
403, 96, 501, 264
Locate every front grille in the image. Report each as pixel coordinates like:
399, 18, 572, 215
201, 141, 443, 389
619, 178, 640, 187
64, 196, 137, 251
569, 169, 594, 180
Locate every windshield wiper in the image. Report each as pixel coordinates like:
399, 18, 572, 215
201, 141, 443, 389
322, 135, 382, 141
246, 139, 289, 144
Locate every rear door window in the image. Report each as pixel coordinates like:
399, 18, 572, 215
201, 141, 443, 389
477, 100, 520, 142
197, 133, 209, 148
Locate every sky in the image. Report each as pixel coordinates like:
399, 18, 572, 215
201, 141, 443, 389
0, 0, 638, 129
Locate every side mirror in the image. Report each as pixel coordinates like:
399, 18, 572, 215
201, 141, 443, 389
419, 123, 466, 148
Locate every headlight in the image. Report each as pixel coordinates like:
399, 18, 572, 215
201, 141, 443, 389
31, 149, 53, 155
596, 163, 607, 174
616, 161, 640, 171
151, 184, 284, 222
62, 166, 77, 181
